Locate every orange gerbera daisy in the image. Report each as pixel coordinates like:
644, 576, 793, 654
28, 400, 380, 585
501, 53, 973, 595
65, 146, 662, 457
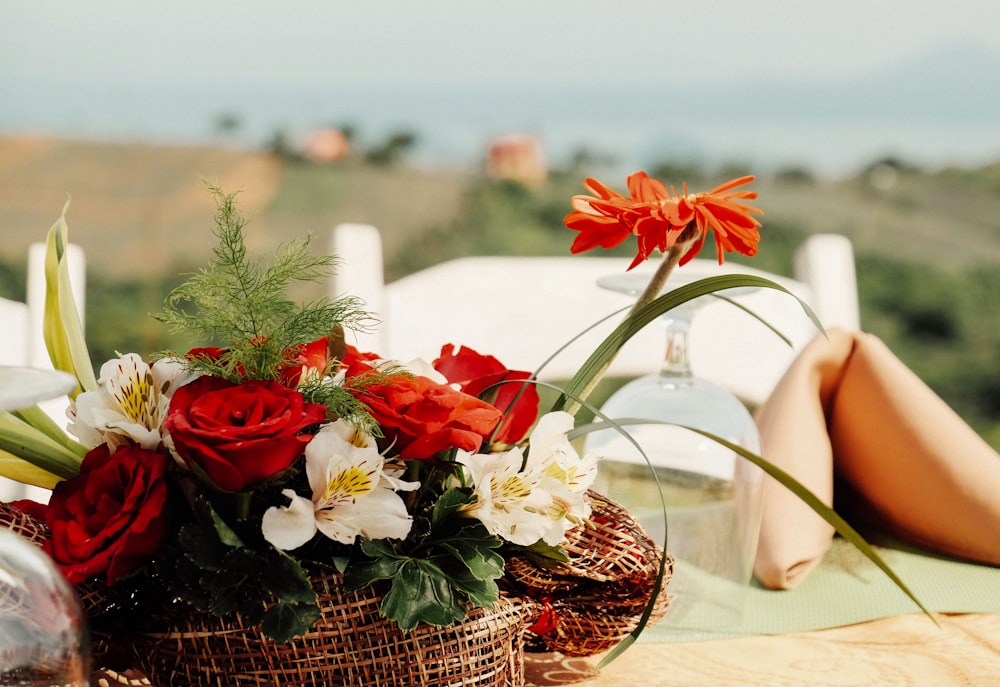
563, 177, 640, 254
564, 171, 763, 269
669, 174, 763, 265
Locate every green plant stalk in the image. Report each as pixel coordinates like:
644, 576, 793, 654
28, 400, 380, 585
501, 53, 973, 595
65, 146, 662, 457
550, 274, 822, 416
12, 406, 88, 459
561, 238, 692, 418
0, 451, 63, 489
0, 412, 84, 480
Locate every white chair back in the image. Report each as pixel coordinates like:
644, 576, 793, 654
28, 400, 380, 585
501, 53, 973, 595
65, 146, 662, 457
329, 226, 859, 408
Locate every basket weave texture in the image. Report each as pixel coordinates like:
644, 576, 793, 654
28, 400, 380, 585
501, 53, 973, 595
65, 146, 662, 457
1, 490, 670, 687
107, 576, 532, 687
502, 491, 673, 657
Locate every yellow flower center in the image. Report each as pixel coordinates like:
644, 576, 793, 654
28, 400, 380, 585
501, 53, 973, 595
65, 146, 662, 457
114, 368, 155, 425
493, 474, 531, 501
324, 465, 374, 503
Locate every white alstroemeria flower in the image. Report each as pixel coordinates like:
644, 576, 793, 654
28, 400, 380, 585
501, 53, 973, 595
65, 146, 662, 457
322, 418, 419, 493
516, 411, 601, 544
68, 353, 173, 451
262, 421, 416, 550
525, 411, 600, 495
150, 356, 203, 395
457, 447, 555, 547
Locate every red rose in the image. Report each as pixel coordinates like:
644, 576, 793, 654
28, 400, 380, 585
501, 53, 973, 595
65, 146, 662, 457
164, 376, 327, 492
10, 498, 47, 522
279, 336, 330, 387
45, 445, 170, 586
342, 346, 503, 460
432, 344, 540, 445
185, 346, 227, 361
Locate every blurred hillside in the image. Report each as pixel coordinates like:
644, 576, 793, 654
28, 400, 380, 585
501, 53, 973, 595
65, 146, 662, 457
1, 137, 999, 447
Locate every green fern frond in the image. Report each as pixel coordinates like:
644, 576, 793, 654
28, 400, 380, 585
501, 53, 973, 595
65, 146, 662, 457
155, 182, 373, 381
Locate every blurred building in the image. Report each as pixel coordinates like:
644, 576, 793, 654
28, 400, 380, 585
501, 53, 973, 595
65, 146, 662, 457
484, 133, 547, 186
300, 128, 351, 163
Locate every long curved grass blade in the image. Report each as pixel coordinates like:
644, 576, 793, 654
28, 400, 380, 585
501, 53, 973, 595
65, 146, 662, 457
529, 303, 633, 380
43, 199, 97, 395
546, 384, 671, 668
682, 425, 936, 623
709, 292, 803, 348
489, 378, 672, 664
579, 416, 936, 625
552, 275, 821, 415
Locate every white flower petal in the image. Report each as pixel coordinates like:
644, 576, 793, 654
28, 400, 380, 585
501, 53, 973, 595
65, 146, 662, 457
300, 423, 414, 546
262, 489, 318, 550
68, 353, 171, 451
319, 486, 413, 543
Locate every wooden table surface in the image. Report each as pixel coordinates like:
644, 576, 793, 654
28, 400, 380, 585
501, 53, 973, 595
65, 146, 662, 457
525, 613, 1000, 687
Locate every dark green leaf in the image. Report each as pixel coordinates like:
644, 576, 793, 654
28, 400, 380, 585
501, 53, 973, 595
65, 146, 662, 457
203, 572, 246, 616
359, 537, 402, 560
330, 555, 351, 574
445, 567, 500, 608
380, 560, 466, 631
261, 551, 317, 604
177, 522, 228, 571
208, 504, 246, 548
343, 555, 404, 590
511, 540, 570, 568
432, 487, 473, 525
261, 601, 323, 643
438, 540, 504, 581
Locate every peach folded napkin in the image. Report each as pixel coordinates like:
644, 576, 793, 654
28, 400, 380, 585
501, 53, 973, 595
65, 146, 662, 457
753, 328, 1000, 589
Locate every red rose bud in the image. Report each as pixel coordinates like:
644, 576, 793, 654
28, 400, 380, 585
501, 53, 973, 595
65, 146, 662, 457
164, 376, 327, 492
433, 344, 540, 445
44, 445, 170, 586
279, 336, 330, 387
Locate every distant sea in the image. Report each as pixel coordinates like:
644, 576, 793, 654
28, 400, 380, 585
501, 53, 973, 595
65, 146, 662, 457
3, 78, 1000, 178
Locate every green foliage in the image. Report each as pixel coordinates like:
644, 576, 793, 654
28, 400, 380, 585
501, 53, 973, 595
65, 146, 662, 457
858, 256, 1000, 441
343, 488, 505, 632
365, 129, 418, 166
164, 492, 321, 642
155, 183, 370, 381
0, 260, 27, 302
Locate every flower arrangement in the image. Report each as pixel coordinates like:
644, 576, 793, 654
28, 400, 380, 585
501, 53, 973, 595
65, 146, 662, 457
0, 173, 928, 675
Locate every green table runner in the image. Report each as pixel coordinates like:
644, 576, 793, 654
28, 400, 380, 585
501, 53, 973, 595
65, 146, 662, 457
643, 537, 1000, 642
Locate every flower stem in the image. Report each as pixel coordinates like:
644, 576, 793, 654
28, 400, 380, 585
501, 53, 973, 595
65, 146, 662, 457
235, 491, 252, 520
565, 230, 699, 417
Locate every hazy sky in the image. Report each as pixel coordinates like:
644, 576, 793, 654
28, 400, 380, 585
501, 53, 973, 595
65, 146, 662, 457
4, 1, 1000, 174
4, 0, 1000, 88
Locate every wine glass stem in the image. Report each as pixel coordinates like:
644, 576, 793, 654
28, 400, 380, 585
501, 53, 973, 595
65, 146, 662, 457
660, 313, 693, 379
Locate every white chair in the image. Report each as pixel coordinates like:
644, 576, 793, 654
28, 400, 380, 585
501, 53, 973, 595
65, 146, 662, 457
329, 225, 858, 407
0, 242, 86, 502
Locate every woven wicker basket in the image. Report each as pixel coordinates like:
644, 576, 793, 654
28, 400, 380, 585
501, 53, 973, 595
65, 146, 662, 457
97, 576, 533, 687
1, 490, 670, 687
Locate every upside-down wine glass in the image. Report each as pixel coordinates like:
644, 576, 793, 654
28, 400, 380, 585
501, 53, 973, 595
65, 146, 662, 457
584, 269, 764, 635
